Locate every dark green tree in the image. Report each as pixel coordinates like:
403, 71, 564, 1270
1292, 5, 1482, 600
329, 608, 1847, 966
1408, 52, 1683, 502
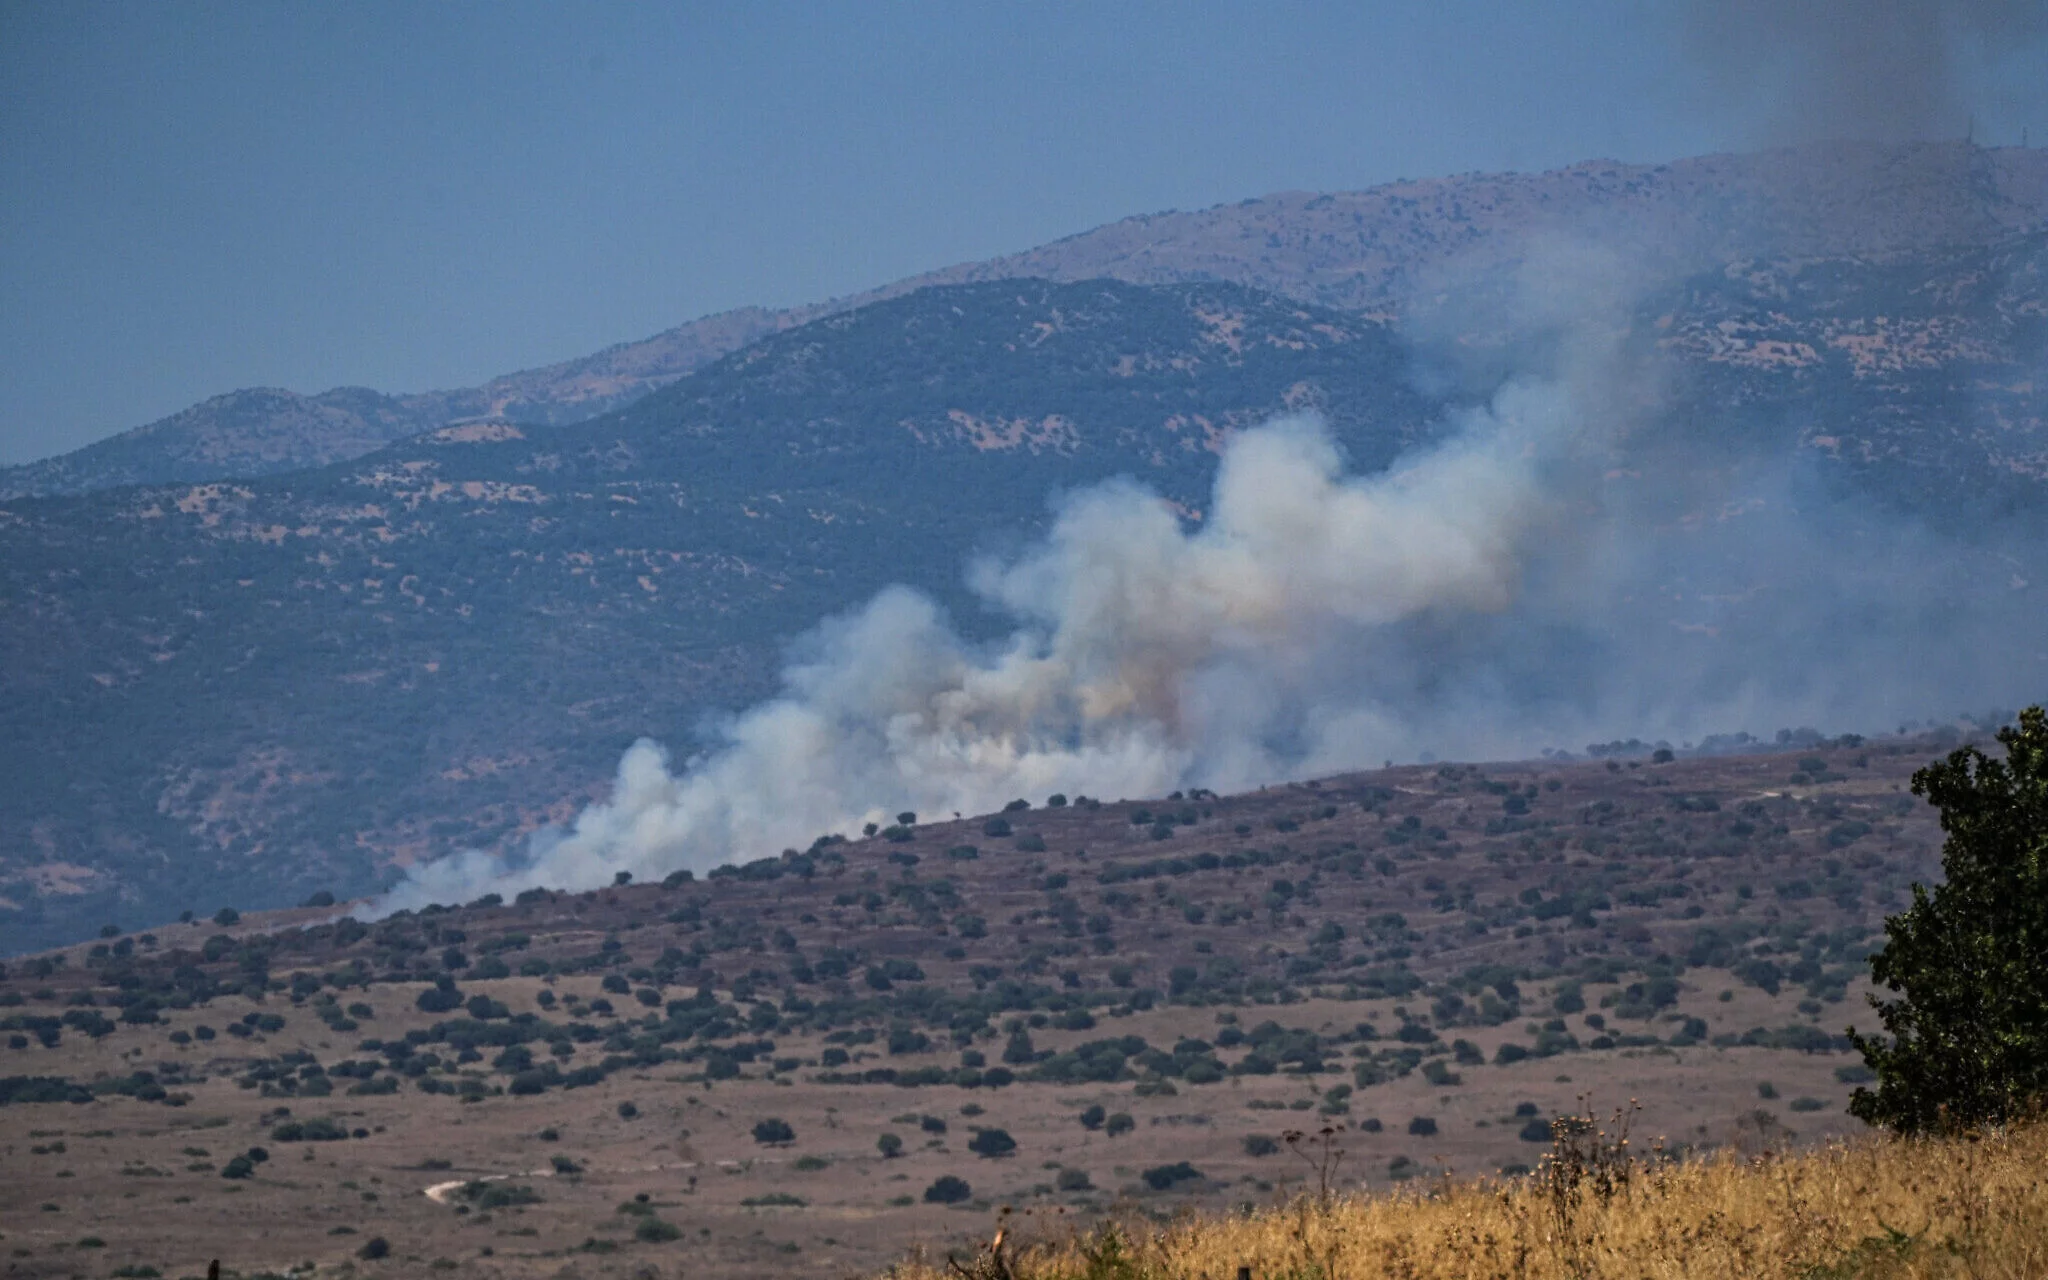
1848, 707, 2048, 1132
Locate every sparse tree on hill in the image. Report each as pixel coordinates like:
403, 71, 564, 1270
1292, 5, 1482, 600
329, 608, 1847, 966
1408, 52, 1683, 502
1849, 706, 2048, 1133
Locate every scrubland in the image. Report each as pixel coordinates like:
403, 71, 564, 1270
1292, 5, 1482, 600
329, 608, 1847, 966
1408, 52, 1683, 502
0, 737, 1998, 1278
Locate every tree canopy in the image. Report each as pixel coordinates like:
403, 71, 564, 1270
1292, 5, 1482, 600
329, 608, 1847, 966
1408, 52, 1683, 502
1849, 707, 2048, 1132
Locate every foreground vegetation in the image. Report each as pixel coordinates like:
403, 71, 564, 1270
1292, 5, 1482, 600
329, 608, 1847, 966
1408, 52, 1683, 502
894, 1114, 2048, 1280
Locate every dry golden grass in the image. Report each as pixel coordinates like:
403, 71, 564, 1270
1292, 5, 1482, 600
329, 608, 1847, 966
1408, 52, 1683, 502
887, 1116, 2048, 1280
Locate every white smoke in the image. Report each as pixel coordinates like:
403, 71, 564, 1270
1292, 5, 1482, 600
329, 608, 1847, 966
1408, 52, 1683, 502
369, 238, 2045, 915
371, 329, 1631, 913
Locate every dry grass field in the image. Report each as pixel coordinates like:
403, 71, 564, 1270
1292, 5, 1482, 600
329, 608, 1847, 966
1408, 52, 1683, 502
886, 1117, 2048, 1280
0, 732, 1991, 1278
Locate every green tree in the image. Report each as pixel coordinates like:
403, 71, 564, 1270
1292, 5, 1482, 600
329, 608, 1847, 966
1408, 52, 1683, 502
1849, 707, 2048, 1132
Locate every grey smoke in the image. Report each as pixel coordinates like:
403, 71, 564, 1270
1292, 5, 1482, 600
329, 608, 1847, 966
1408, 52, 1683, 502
370, 241, 2045, 914
1682, 0, 2048, 143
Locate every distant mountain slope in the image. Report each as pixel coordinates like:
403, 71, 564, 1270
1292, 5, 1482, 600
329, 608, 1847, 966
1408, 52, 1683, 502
8, 141, 2046, 499
4, 234, 2046, 953
0, 387, 439, 498
0, 307, 794, 500
0, 280, 1428, 953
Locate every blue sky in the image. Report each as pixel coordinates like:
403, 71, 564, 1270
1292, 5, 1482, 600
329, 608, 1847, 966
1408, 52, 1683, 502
3, 1, 2043, 464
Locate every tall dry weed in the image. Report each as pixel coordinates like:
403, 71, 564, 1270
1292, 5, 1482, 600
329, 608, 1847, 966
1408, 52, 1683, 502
881, 1111, 2048, 1280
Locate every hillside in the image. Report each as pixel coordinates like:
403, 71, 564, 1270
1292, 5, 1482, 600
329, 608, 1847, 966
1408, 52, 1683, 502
3, 238, 2047, 952
0, 280, 1431, 952
6, 140, 2047, 500
0, 737, 1962, 1279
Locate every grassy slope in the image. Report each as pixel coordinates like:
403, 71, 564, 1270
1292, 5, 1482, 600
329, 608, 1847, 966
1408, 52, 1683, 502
895, 1118, 2048, 1280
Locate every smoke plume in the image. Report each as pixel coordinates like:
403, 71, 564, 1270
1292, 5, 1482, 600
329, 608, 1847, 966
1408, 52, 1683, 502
372, 244, 2045, 915
1682, 0, 2048, 143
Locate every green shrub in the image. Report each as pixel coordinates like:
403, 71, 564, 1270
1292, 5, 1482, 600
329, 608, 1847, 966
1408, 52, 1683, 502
271, 1117, 349, 1142
923, 1175, 972, 1204
1141, 1161, 1201, 1190
634, 1216, 682, 1242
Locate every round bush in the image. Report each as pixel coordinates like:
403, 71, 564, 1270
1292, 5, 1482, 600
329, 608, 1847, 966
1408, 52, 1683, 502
923, 1175, 972, 1205
751, 1118, 795, 1145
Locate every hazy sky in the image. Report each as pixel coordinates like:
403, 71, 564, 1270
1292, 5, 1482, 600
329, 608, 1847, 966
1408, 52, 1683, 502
3, 1, 2044, 464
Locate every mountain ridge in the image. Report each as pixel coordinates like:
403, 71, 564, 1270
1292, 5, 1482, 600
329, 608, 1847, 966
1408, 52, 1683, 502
8, 139, 2048, 499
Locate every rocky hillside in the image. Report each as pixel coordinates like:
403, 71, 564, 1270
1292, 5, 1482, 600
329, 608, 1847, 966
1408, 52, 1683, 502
7, 141, 2046, 500
3, 223, 2046, 954
0, 281, 1429, 951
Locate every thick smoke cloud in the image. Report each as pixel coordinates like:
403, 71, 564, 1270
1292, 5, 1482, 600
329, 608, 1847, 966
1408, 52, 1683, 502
371, 244, 2045, 915
380, 405, 1571, 913
1682, 0, 2048, 143
373, 267, 1636, 912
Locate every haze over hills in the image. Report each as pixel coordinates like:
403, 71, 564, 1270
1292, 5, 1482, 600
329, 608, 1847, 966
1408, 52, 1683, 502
6, 140, 2048, 501
2, 142, 2047, 952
